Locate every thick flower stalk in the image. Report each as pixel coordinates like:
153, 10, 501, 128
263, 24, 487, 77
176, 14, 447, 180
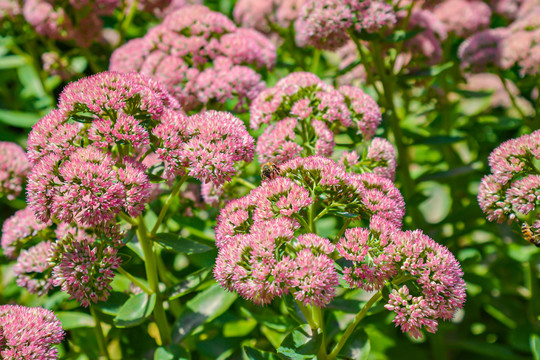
214, 156, 465, 340
478, 130, 540, 241
0, 305, 65, 360
110, 5, 276, 111
0, 141, 30, 201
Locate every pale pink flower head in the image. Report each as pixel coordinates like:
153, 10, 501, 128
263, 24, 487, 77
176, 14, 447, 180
350, 0, 397, 33
256, 117, 335, 164
403, 9, 447, 65
214, 217, 299, 304
366, 137, 397, 180
50, 232, 121, 307
384, 230, 466, 338
0, 0, 21, 19
110, 5, 273, 112
252, 177, 314, 221
234, 0, 305, 33
434, 0, 492, 38
479, 130, 540, 226
337, 216, 398, 290
0, 305, 64, 360
339, 85, 382, 140
295, 0, 353, 50
1, 208, 48, 259
215, 195, 257, 248
0, 141, 30, 200
13, 241, 54, 296
180, 111, 254, 186
499, 9, 540, 74
458, 28, 508, 71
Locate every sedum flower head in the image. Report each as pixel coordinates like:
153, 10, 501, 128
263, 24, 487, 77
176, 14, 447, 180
1, 208, 48, 259
13, 241, 54, 296
110, 5, 276, 111
433, 0, 492, 38
0, 305, 64, 360
0, 142, 30, 200
478, 130, 540, 225
50, 231, 122, 307
234, 0, 305, 33
458, 28, 508, 72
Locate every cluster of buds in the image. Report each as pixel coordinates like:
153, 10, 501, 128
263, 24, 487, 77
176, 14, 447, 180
214, 156, 465, 338
478, 130, 540, 244
110, 5, 276, 111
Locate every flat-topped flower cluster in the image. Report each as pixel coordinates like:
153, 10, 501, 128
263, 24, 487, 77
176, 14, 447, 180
110, 4, 276, 111
214, 156, 466, 338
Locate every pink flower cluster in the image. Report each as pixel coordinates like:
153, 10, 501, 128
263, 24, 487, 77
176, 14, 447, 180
0, 142, 30, 201
402, 9, 448, 65
458, 1, 540, 74
214, 156, 465, 337
433, 0, 492, 38
251, 72, 381, 164
0, 305, 64, 360
340, 137, 397, 180
27, 72, 254, 229
478, 130, 540, 236
294, 0, 396, 50
13, 241, 54, 296
234, 0, 305, 33
214, 156, 405, 306
1, 208, 48, 259
49, 226, 122, 307
110, 5, 276, 111
21, 0, 120, 47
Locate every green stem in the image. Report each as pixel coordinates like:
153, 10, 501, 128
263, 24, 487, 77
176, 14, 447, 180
334, 219, 352, 242
328, 290, 383, 359
293, 213, 311, 231
496, 70, 527, 120
137, 216, 172, 345
371, 40, 420, 225
313, 306, 327, 359
313, 207, 329, 222
234, 177, 257, 190
308, 203, 316, 233
295, 300, 317, 330
118, 212, 138, 226
311, 49, 321, 73
151, 173, 188, 236
119, 0, 138, 44
90, 306, 111, 360
117, 267, 152, 295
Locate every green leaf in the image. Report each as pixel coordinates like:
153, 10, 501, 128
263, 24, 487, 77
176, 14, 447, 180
531, 334, 540, 360
0, 109, 43, 128
167, 267, 212, 300
114, 292, 156, 328
331, 211, 359, 219
154, 344, 190, 360
383, 29, 422, 43
0, 55, 27, 69
172, 284, 237, 342
56, 311, 95, 330
338, 328, 370, 360
243, 347, 280, 360
154, 233, 212, 254
402, 62, 453, 79
277, 324, 323, 360
415, 135, 464, 145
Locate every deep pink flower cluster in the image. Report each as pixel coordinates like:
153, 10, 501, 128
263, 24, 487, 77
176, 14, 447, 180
478, 130, 540, 236
0, 305, 64, 360
0, 142, 30, 201
49, 226, 122, 307
458, 28, 508, 71
295, 0, 396, 50
22, 0, 120, 47
214, 156, 405, 306
110, 5, 276, 111
251, 72, 381, 163
1, 208, 48, 259
340, 137, 397, 180
234, 0, 305, 33
214, 156, 465, 337
403, 9, 448, 65
433, 0, 491, 38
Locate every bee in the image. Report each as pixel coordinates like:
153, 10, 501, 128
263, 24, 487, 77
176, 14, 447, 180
521, 222, 540, 247
261, 162, 280, 181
